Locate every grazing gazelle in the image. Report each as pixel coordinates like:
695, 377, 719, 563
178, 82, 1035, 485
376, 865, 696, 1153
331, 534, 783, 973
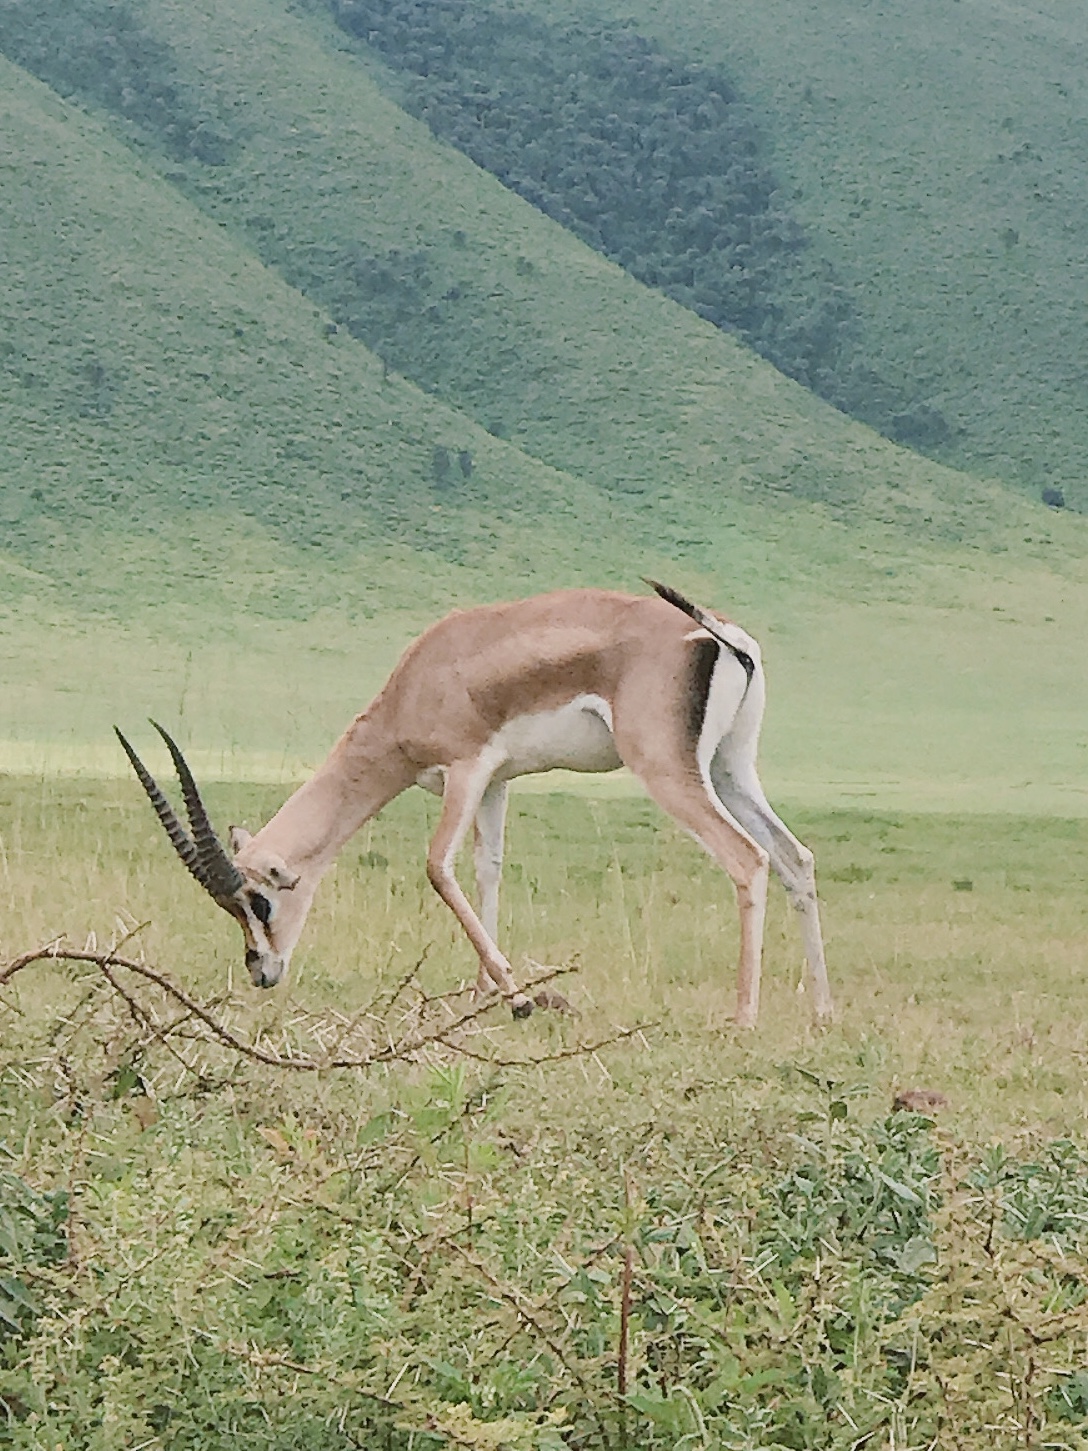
116, 582, 832, 1027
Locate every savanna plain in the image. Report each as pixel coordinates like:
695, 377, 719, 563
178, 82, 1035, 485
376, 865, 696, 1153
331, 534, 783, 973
2, 768, 1088, 1449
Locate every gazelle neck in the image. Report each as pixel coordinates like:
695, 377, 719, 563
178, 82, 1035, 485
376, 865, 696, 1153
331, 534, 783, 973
254, 706, 414, 875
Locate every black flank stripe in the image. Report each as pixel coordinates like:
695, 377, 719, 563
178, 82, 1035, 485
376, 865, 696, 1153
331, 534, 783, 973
687, 638, 719, 743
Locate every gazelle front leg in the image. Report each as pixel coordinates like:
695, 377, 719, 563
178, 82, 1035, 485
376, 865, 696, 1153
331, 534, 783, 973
426, 760, 533, 1017
472, 778, 509, 998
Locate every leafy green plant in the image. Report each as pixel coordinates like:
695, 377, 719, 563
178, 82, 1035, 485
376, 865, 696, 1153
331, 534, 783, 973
0, 1168, 68, 1336
2, 971, 1088, 1446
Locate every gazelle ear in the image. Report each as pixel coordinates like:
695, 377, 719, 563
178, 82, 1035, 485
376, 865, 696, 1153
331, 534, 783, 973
229, 825, 252, 853
268, 862, 301, 891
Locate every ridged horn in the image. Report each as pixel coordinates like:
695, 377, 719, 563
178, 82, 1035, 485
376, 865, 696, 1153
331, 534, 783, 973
148, 722, 246, 902
115, 726, 210, 890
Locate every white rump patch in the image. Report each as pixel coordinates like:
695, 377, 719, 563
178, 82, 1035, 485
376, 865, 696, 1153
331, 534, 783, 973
696, 632, 765, 784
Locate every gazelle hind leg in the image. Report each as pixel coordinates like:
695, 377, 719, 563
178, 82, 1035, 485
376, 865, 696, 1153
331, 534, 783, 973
472, 779, 508, 998
711, 754, 833, 1024
426, 760, 532, 1016
621, 757, 771, 1028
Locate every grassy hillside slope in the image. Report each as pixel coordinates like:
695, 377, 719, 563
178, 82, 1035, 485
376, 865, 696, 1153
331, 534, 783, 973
0, 0, 1043, 536
520, 0, 1088, 508
0, 56, 629, 576
0, 54, 655, 760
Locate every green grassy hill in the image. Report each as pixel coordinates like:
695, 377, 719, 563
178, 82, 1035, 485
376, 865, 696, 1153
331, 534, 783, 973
0, 0, 1019, 534
0, 1, 1086, 812
506, 0, 1088, 508
0, 53, 630, 577
0, 50, 646, 758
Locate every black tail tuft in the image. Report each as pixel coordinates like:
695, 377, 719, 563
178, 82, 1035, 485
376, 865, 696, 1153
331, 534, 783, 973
643, 577, 756, 693
643, 578, 699, 621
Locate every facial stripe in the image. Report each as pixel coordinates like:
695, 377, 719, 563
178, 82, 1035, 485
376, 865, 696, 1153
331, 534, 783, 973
248, 890, 273, 927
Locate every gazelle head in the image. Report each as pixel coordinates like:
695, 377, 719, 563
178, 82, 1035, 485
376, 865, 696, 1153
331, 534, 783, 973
115, 722, 309, 988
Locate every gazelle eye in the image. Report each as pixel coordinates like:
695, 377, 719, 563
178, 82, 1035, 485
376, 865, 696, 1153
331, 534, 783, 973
248, 891, 273, 927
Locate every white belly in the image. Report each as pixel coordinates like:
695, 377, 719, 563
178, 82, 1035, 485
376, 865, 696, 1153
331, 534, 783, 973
414, 694, 622, 797
493, 694, 622, 778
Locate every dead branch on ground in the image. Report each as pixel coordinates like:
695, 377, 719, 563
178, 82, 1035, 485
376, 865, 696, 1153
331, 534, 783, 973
0, 940, 652, 1074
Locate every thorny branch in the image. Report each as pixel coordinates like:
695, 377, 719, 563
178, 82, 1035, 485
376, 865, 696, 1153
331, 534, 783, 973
223, 1345, 492, 1449
446, 1237, 620, 1440
0, 940, 652, 1073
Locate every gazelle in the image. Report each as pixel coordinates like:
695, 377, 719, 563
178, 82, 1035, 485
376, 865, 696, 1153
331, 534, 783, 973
117, 582, 832, 1027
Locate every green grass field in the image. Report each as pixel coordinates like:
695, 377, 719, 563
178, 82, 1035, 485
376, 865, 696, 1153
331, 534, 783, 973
5, 0, 1088, 813
2, 775, 1088, 1446
4, 542, 1087, 819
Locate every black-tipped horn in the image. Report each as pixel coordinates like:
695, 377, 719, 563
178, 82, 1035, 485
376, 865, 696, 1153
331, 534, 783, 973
148, 722, 245, 901
115, 726, 210, 888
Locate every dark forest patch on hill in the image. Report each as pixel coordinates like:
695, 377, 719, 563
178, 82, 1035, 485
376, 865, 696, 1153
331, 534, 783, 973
0, 0, 236, 165
324, 0, 945, 449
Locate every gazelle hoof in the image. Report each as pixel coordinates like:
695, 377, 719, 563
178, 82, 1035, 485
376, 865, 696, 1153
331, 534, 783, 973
533, 987, 578, 1015
893, 1087, 948, 1114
